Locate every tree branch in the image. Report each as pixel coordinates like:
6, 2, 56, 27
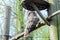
31, 3, 50, 25
10, 10, 60, 40
10, 23, 45, 40
47, 10, 60, 20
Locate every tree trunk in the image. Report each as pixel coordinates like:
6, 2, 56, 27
48, 0, 58, 40
3, 6, 11, 40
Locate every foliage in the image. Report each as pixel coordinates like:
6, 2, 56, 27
15, 0, 24, 33
32, 25, 50, 40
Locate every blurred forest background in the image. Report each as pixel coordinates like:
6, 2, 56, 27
0, 0, 60, 40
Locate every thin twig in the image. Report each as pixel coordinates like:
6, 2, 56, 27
47, 10, 60, 19
31, 3, 50, 26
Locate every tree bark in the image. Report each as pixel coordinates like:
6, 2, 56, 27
3, 6, 11, 40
